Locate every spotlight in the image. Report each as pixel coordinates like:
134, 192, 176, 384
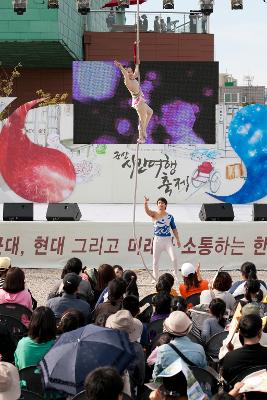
231, 0, 243, 9
199, 0, 214, 16
77, 0, 90, 15
12, 0, 27, 15
48, 0, 59, 8
163, 0, 174, 9
118, 0, 130, 7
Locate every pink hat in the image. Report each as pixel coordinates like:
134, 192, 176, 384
0, 363, 20, 400
181, 263, 196, 277
106, 310, 143, 342
163, 311, 192, 337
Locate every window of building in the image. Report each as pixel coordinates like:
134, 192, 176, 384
224, 93, 239, 103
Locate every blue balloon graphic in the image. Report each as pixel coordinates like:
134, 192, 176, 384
208, 104, 267, 204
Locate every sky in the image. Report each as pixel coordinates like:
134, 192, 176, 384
130, 0, 267, 87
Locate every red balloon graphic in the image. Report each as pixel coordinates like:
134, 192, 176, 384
0, 100, 76, 202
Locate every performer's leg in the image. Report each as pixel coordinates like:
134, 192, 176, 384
144, 103, 153, 133
136, 102, 148, 143
152, 236, 163, 280
165, 237, 178, 277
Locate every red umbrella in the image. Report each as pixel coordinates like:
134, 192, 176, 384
102, 0, 146, 8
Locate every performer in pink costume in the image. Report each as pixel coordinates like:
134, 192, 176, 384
114, 60, 153, 144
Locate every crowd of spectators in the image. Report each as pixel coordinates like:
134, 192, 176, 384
0, 256, 267, 400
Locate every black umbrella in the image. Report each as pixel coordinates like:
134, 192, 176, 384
40, 324, 135, 395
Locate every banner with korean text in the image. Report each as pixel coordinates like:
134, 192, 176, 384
1, 221, 267, 270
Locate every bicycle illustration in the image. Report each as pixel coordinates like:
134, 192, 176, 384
191, 161, 221, 193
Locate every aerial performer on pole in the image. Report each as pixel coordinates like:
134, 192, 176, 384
114, 59, 153, 143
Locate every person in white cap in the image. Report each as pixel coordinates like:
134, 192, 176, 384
0, 362, 21, 400
0, 257, 11, 289
153, 311, 207, 380
144, 196, 181, 281
179, 262, 208, 301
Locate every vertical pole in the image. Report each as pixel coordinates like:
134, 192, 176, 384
136, 0, 140, 65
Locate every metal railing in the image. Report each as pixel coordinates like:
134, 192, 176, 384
86, 10, 209, 34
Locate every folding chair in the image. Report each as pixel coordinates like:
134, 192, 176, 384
234, 294, 244, 301
187, 331, 203, 345
137, 304, 153, 323
189, 366, 220, 396
206, 331, 228, 359
139, 293, 157, 307
72, 391, 87, 400
147, 319, 164, 343
0, 314, 28, 344
19, 366, 44, 396
186, 293, 200, 307
19, 390, 43, 400
0, 303, 32, 326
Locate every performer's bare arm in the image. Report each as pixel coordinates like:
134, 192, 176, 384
114, 59, 139, 80
144, 196, 156, 218
172, 228, 181, 248
114, 60, 128, 78
133, 63, 139, 79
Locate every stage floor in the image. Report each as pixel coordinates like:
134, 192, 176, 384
0, 203, 254, 222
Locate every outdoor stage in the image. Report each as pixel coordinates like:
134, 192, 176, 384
0, 203, 267, 271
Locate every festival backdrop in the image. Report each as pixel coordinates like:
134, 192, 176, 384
73, 61, 219, 144
0, 98, 267, 204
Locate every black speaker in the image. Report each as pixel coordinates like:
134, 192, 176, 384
3, 203, 33, 221
199, 203, 234, 221
46, 203, 82, 221
253, 204, 267, 221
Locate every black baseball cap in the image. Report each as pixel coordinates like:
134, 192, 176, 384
63, 273, 81, 290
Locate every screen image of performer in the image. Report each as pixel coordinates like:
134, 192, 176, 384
144, 196, 181, 281
114, 60, 153, 144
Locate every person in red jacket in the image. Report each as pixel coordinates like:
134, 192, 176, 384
179, 262, 209, 299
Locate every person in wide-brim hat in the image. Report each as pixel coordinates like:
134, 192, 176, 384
153, 311, 207, 380
0, 362, 21, 400
163, 311, 192, 337
106, 309, 143, 342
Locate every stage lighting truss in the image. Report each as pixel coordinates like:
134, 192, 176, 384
118, 0, 130, 7
48, 0, 59, 8
231, 0, 243, 9
12, 0, 27, 15
77, 0, 90, 15
163, 0, 174, 10
199, 0, 214, 16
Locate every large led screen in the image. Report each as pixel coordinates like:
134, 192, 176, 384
73, 61, 218, 144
